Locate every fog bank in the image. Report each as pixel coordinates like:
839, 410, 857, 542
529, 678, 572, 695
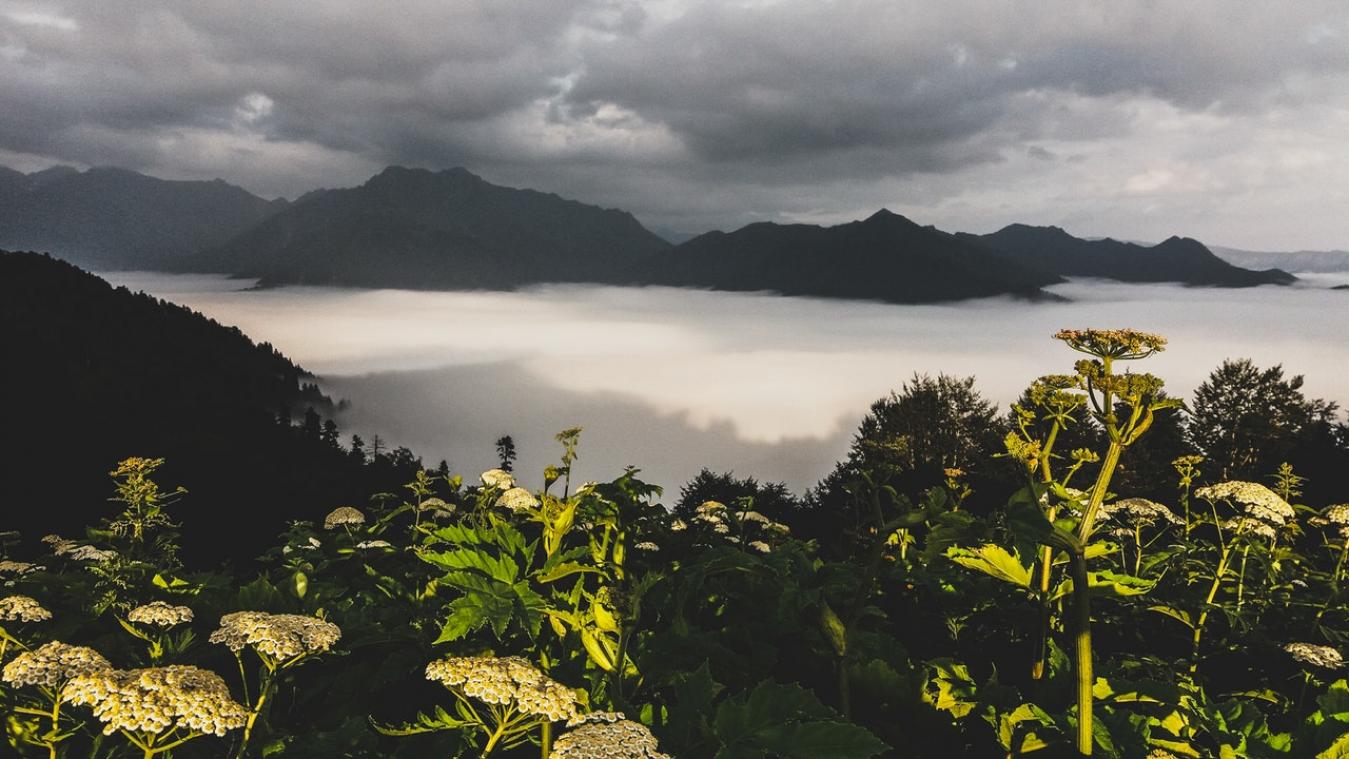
104, 272, 1349, 493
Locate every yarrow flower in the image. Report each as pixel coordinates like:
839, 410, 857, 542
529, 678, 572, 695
417, 497, 453, 513
634, 541, 659, 552
480, 469, 515, 489
425, 655, 578, 723
61, 665, 248, 738
749, 541, 772, 554
356, 540, 393, 550
552, 711, 671, 759
209, 612, 341, 662
1197, 481, 1295, 526
1324, 504, 1349, 525
496, 487, 540, 513
3, 641, 110, 687
669, 519, 687, 532
738, 511, 771, 525
323, 506, 366, 530
0, 594, 52, 622
1284, 642, 1345, 670
128, 602, 194, 628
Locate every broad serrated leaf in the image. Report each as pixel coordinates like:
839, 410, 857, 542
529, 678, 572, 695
947, 544, 1033, 588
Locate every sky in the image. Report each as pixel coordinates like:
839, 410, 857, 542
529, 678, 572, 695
4, 1, 1349, 249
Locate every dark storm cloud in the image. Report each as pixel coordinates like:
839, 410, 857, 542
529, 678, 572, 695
2, 1, 1349, 245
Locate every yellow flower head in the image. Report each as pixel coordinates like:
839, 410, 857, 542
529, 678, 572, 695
62, 665, 248, 737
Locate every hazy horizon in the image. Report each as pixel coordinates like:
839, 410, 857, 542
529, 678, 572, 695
102, 270, 1349, 495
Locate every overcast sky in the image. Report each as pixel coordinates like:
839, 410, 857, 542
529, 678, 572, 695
3, 1, 1348, 249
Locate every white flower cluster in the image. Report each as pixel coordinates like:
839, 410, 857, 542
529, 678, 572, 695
356, 540, 393, 550
323, 506, 366, 530
425, 655, 578, 722
552, 712, 671, 759
1319, 504, 1349, 540
62, 665, 248, 737
480, 469, 515, 489
2, 641, 110, 687
1222, 517, 1277, 541
1197, 481, 1295, 528
127, 601, 194, 628
0, 594, 51, 622
1284, 642, 1345, 670
1099, 498, 1182, 527
497, 487, 540, 513
418, 497, 455, 519
208, 612, 341, 661
687, 501, 788, 551
0, 560, 42, 576
633, 542, 660, 552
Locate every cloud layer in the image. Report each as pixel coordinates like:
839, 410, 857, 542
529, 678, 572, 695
4, 1, 1349, 248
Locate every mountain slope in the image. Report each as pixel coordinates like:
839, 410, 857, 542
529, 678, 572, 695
0, 251, 422, 561
1210, 245, 1349, 274
968, 224, 1295, 286
0, 166, 286, 270
199, 166, 672, 289
637, 209, 1063, 303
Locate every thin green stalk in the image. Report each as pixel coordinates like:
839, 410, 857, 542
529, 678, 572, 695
540, 721, 553, 759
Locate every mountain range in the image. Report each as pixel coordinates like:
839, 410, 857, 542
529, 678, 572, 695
0, 163, 1302, 302
1210, 245, 1349, 274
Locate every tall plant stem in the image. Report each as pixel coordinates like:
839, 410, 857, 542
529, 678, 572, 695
1191, 542, 1234, 672
1071, 437, 1126, 757
540, 721, 553, 759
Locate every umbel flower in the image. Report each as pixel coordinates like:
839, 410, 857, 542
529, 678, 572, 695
128, 602, 194, 628
1196, 481, 1295, 527
0, 594, 52, 622
323, 506, 366, 530
480, 469, 515, 489
0, 560, 42, 576
3, 641, 111, 688
551, 712, 671, 759
497, 487, 540, 513
209, 611, 341, 662
425, 655, 579, 724
1100, 498, 1182, 527
1053, 328, 1167, 360
1284, 642, 1345, 670
62, 665, 248, 740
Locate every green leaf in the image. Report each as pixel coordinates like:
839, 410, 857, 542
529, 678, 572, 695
534, 561, 603, 584
1318, 731, 1349, 759
947, 544, 1033, 588
420, 548, 519, 584
753, 721, 890, 759
1148, 605, 1195, 629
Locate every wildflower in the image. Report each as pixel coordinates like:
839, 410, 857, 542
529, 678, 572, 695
3, 642, 110, 687
209, 612, 341, 661
425, 655, 578, 723
128, 602, 194, 628
1100, 498, 1182, 527
634, 541, 659, 552
1284, 642, 1345, 670
496, 487, 540, 513
738, 511, 771, 525
418, 497, 453, 513
62, 665, 248, 737
0, 560, 41, 576
749, 541, 772, 554
766, 521, 791, 535
0, 594, 51, 622
1223, 517, 1277, 541
1323, 504, 1349, 525
480, 469, 515, 489
712, 522, 731, 535
356, 540, 393, 550
323, 506, 365, 530
669, 519, 688, 532
1197, 482, 1295, 526
1053, 328, 1167, 360
552, 711, 671, 759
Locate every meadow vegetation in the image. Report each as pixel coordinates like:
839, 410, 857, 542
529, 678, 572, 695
3, 329, 1349, 757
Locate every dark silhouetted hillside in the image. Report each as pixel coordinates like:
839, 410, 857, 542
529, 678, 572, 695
199, 166, 672, 289
968, 224, 1295, 286
0, 251, 424, 562
637, 209, 1063, 303
0, 166, 286, 270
